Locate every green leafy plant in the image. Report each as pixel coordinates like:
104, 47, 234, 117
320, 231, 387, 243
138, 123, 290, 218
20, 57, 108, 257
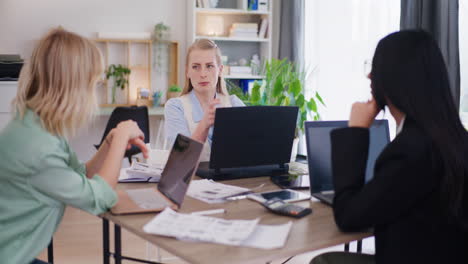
105, 64, 131, 104
249, 58, 325, 136
153, 22, 171, 71
226, 80, 250, 102
168, 84, 182, 92
153, 23, 170, 41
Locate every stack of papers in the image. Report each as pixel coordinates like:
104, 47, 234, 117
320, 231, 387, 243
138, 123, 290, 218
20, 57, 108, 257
118, 162, 162, 183
187, 179, 252, 203
143, 208, 292, 249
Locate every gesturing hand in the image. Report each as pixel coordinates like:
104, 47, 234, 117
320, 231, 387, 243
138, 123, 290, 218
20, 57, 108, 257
115, 120, 149, 159
200, 98, 221, 130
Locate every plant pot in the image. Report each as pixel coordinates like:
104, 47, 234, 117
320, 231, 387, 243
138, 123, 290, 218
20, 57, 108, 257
167, 91, 181, 100
290, 137, 299, 162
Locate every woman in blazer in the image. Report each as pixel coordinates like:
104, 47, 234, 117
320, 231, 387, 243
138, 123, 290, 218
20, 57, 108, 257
164, 39, 244, 161
312, 30, 467, 264
0, 28, 148, 264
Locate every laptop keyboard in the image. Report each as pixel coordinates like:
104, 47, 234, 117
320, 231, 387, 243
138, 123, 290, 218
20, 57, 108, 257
321, 192, 334, 201
126, 188, 169, 209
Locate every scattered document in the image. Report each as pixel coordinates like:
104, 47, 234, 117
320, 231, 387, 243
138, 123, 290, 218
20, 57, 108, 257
187, 179, 252, 203
143, 208, 292, 249
118, 162, 162, 183
143, 208, 259, 246
288, 161, 309, 176
243, 222, 292, 249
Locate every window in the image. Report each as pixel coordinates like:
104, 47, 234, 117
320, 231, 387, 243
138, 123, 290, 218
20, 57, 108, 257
304, 0, 400, 138
459, 0, 468, 127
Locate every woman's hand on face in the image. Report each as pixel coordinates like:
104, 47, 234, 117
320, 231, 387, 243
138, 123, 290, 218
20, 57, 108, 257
114, 120, 149, 158
201, 98, 221, 130
349, 98, 379, 128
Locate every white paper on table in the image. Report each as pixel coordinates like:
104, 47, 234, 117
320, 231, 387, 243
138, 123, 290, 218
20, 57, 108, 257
242, 222, 293, 249
118, 163, 162, 183
143, 208, 259, 246
187, 179, 251, 203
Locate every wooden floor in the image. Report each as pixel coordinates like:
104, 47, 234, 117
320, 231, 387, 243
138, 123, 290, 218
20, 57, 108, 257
37, 207, 375, 264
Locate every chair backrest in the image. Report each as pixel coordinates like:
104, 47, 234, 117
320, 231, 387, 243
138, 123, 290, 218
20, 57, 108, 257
97, 106, 150, 159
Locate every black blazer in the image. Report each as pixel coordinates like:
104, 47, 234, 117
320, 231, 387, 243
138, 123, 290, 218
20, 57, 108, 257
331, 118, 467, 264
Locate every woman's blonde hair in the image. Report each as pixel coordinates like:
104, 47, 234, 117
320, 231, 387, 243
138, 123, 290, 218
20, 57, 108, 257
14, 28, 103, 137
182, 39, 228, 95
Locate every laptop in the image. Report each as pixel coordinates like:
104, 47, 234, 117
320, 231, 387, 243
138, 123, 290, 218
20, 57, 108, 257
305, 120, 390, 205
111, 134, 203, 214
196, 106, 298, 180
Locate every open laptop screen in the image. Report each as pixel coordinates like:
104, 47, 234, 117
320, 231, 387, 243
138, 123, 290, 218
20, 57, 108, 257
210, 106, 298, 169
305, 120, 390, 193
158, 134, 203, 206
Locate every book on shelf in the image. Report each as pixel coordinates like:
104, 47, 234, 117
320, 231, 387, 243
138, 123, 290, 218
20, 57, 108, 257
230, 66, 252, 75
258, 0, 269, 11
229, 32, 259, 38
258, 18, 268, 38
238, 0, 248, 10
230, 23, 259, 38
232, 23, 258, 29
248, 0, 258, 10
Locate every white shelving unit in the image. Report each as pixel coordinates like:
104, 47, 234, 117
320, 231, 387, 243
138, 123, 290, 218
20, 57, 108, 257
187, 0, 272, 81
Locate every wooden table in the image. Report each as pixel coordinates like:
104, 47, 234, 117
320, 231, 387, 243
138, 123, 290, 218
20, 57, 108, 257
101, 177, 372, 264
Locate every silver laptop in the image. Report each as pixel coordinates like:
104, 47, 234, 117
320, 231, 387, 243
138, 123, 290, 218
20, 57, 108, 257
111, 134, 203, 214
305, 120, 390, 205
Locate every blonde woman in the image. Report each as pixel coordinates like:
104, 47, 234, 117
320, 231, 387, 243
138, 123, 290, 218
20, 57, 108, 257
0, 28, 148, 264
164, 39, 245, 161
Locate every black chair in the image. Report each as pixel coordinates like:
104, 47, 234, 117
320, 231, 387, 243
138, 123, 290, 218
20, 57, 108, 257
95, 106, 150, 164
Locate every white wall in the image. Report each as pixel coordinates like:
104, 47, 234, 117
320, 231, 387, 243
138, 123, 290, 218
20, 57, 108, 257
0, 0, 188, 161
0, 0, 187, 86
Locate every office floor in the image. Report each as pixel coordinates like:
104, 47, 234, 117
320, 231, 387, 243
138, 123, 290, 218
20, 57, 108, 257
38, 207, 375, 264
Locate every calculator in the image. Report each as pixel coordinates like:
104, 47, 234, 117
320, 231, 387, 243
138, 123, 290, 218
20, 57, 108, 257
261, 198, 312, 218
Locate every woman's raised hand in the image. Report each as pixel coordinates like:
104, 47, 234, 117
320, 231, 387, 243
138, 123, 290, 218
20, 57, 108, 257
349, 98, 379, 128
201, 98, 221, 130
113, 120, 149, 158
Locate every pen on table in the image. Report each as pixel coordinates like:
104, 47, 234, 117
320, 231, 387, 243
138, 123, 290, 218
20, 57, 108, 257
191, 209, 226, 216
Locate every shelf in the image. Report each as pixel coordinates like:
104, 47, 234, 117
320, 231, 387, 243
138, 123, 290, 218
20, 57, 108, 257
195, 36, 269, 42
130, 65, 149, 70
98, 106, 164, 116
95, 39, 152, 43
195, 8, 270, 15
224, 75, 264, 79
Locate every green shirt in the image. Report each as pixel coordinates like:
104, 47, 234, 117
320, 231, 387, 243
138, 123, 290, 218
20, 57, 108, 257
0, 110, 117, 264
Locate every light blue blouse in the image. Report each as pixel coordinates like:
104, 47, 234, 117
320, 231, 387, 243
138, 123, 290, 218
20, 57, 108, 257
164, 91, 245, 148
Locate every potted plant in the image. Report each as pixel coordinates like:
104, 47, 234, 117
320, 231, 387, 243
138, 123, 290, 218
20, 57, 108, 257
105, 64, 131, 104
248, 58, 325, 160
167, 84, 182, 100
152, 22, 171, 72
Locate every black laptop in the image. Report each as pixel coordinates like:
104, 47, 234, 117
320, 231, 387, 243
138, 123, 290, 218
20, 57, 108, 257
305, 120, 390, 205
196, 106, 298, 180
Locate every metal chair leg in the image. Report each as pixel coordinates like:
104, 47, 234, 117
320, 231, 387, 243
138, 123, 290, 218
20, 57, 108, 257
357, 240, 362, 253
47, 238, 54, 264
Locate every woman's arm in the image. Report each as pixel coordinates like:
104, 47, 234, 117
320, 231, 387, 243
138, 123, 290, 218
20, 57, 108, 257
191, 98, 220, 142
85, 129, 115, 179
164, 98, 192, 147
86, 120, 148, 188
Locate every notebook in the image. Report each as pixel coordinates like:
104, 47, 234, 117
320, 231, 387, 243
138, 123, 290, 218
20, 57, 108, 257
305, 120, 390, 205
111, 134, 203, 214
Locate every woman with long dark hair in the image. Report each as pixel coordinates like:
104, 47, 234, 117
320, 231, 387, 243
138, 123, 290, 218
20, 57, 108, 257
311, 30, 468, 263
